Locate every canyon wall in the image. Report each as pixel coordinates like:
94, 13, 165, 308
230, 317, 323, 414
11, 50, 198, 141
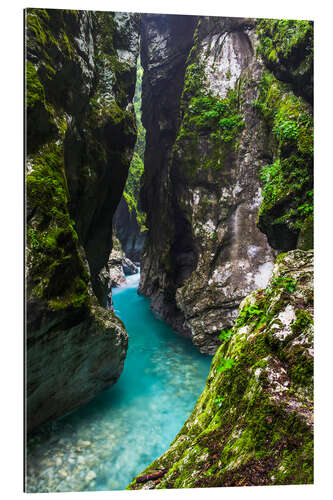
139, 16, 313, 354
25, 9, 139, 432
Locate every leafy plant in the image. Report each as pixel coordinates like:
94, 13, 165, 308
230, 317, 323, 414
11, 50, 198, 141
236, 304, 265, 328
219, 329, 233, 342
217, 358, 236, 373
270, 276, 297, 293
273, 118, 298, 143
27, 229, 40, 250
187, 93, 244, 143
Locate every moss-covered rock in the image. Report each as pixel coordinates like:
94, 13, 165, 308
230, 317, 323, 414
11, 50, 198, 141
128, 250, 313, 489
25, 9, 139, 432
254, 70, 313, 250
113, 57, 147, 261
256, 19, 313, 104
255, 20, 313, 251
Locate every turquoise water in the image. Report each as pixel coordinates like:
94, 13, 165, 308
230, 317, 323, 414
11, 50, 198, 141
26, 273, 212, 492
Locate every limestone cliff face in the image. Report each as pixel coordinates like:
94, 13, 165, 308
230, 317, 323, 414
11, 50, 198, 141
25, 9, 139, 432
139, 17, 276, 353
129, 250, 314, 489
139, 17, 313, 354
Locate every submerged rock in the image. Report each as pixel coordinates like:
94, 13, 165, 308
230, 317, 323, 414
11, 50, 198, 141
128, 250, 314, 489
25, 9, 139, 432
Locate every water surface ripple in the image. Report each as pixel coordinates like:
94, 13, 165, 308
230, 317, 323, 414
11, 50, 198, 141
26, 273, 212, 492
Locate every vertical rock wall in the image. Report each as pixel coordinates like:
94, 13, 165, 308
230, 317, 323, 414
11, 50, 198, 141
25, 9, 139, 432
139, 17, 313, 354
138, 13, 198, 334
139, 16, 276, 353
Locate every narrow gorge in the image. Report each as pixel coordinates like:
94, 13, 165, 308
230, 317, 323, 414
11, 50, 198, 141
25, 9, 313, 491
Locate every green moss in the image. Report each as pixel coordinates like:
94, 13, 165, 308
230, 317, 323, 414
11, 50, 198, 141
26, 61, 45, 109
26, 9, 50, 46
172, 44, 244, 178
26, 8, 79, 61
291, 309, 313, 336
256, 19, 313, 62
271, 434, 313, 484
254, 70, 313, 244
256, 19, 313, 103
297, 214, 314, 250
27, 142, 89, 310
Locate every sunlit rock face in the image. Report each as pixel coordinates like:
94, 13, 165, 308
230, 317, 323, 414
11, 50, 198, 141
25, 9, 139, 432
139, 16, 276, 353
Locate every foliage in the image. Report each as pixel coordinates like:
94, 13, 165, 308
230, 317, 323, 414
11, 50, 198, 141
172, 32, 244, 176
216, 358, 236, 373
123, 153, 147, 232
219, 329, 233, 342
122, 56, 147, 231
186, 93, 244, 143
235, 303, 266, 329
256, 19, 313, 66
254, 70, 313, 237
269, 275, 297, 294
213, 395, 225, 408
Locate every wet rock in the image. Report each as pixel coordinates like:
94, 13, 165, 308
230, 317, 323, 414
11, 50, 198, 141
114, 197, 146, 262
77, 440, 91, 448
122, 257, 139, 275
108, 250, 127, 288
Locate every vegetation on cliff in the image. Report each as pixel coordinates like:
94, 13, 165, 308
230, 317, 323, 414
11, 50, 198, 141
25, 10, 314, 490
255, 19, 313, 251
173, 29, 245, 176
26, 8, 91, 312
121, 56, 147, 232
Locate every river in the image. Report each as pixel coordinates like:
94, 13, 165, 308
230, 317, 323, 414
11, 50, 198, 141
26, 273, 212, 492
